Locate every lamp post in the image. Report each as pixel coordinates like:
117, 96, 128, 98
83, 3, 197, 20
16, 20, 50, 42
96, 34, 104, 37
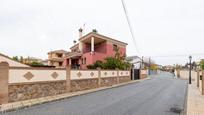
189, 55, 192, 84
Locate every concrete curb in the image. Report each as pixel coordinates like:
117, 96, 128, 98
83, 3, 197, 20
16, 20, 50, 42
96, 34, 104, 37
0, 77, 150, 113
182, 81, 189, 115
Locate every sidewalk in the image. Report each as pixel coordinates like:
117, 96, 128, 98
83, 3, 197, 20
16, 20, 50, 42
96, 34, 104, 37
187, 82, 204, 115
0, 78, 150, 113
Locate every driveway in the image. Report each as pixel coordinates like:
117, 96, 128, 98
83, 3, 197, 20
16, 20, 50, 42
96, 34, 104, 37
2, 72, 188, 115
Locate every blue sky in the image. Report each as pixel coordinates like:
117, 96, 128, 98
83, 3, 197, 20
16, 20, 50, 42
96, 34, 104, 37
1, 0, 204, 65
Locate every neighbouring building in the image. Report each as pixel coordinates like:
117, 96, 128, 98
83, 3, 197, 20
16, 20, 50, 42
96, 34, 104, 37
126, 56, 142, 69
0, 53, 29, 67
48, 50, 68, 68
64, 30, 127, 69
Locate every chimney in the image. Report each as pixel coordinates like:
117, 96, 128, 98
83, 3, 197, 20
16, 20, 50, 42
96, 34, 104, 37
79, 28, 83, 38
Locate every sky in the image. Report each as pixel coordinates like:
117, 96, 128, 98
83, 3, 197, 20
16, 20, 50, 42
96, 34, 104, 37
0, 0, 204, 65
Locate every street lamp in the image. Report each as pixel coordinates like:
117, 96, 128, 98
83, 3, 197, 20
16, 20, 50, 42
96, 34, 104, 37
189, 55, 192, 84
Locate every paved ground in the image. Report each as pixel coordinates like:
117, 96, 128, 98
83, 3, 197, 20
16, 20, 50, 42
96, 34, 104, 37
187, 80, 204, 115
2, 72, 188, 115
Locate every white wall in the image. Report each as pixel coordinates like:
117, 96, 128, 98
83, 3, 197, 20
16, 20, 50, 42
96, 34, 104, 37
180, 70, 197, 80
141, 70, 147, 74
9, 69, 66, 83
119, 70, 130, 76
70, 70, 98, 80
101, 70, 118, 78
8, 68, 130, 83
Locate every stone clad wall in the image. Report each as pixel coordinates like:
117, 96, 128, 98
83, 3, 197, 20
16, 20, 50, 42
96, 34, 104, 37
0, 62, 131, 103
9, 81, 66, 102
100, 77, 118, 87
119, 76, 131, 83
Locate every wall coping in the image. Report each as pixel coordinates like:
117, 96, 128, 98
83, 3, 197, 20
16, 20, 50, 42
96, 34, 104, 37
9, 67, 66, 70
9, 80, 66, 85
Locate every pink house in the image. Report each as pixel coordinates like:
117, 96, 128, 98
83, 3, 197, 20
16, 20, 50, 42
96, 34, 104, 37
64, 30, 127, 69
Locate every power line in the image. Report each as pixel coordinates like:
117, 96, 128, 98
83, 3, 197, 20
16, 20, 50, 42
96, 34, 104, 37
121, 0, 140, 55
150, 53, 204, 58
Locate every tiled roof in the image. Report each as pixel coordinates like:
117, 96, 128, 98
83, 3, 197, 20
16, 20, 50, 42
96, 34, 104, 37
79, 32, 128, 45
48, 50, 68, 54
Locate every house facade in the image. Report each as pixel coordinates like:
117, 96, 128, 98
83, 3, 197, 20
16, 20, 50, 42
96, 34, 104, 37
64, 31, 127, 69
126, 56, 142, 69
48, 50, 68, 68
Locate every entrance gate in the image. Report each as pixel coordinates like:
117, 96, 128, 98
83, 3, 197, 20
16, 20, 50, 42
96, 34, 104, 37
131, 69, 140, 80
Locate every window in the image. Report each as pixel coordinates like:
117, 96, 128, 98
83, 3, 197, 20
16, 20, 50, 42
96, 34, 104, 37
113, 44, 118, 51
84, 58, 86, 64
81, 58, 83, 64
57, 54, 63, 58
59, 62, 63, 66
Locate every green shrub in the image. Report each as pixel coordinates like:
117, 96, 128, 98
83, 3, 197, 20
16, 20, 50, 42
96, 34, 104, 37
29, 61, 44, 67
200, 60, 204, 70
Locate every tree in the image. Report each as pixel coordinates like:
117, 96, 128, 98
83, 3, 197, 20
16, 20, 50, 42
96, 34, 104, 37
150, 64, 158, 70
12, 56, 19, 62
29, 61, 44, 67
20, 56, 24, 63
200, 60, 204, 70
87, 60, 103, 69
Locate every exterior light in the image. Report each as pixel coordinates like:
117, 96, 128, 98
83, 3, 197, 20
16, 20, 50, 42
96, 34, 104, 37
189, 55, 192, 84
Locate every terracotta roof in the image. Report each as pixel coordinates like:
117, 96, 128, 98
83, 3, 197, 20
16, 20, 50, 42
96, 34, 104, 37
70, 43, 79, 49
48, 50, 68, 54
79, 32, 128, 45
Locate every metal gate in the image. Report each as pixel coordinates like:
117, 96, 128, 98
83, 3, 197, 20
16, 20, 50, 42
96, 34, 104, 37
131, 69, 140, 80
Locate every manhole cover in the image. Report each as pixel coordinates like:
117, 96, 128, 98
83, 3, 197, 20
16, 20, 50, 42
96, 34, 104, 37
170, 107, 182, 114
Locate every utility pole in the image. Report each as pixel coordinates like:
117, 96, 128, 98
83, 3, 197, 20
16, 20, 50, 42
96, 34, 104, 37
189, 56, 192, 84
141, 56, 144, 69
149, 57, 151, 75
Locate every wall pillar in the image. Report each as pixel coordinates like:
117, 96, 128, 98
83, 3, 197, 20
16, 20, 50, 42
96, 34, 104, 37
177, 69, 180, 78
97, 67, 101, 87
91, 37, 94, 53
197, 70, 200, 87
69, 59, 72, 66
202, 70, 204, 95
79, 41, 83, 52
129, 69, 132, 80
116, 68, 119, 84
0, 62, 9, 104
66, 65, 71, 92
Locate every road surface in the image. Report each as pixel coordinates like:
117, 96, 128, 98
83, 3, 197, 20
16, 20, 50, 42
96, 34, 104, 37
2, 72, 188, 115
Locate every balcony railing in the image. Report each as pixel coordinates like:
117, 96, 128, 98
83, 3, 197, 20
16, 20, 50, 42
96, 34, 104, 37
48, 57, 64, 62
66, 51, 82, 58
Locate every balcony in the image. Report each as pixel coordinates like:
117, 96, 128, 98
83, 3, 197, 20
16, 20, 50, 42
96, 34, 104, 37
66, 51, 82, 59
48, 57, 64, 62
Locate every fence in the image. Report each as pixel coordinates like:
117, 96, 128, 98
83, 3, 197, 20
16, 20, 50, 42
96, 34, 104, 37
177, 69, 204, 95
195, 70, 204, 94
0, 62, 131, 104
177, 69, 197, 80
140, 69, 148, 79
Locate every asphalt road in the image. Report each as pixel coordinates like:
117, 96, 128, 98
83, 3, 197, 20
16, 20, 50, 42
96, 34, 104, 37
3, 72, 188, 115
